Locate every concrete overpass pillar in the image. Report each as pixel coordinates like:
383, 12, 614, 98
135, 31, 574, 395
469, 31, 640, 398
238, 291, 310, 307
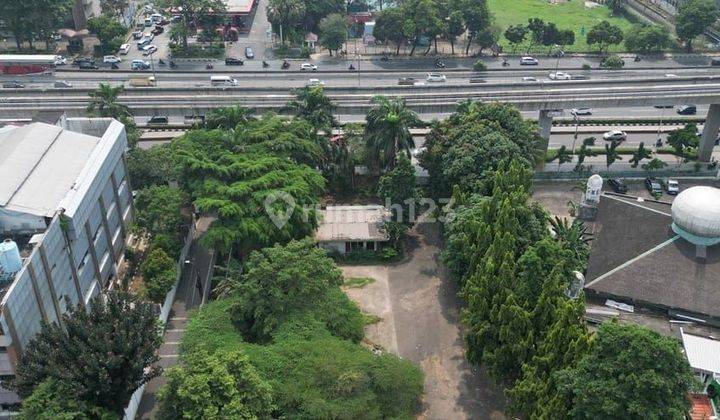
699, 104, 720, 162
538, 110, 553, 154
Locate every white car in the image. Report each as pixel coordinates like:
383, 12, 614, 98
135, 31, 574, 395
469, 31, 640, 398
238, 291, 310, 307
119, 44, 131, 55
306, 79, 325, 87
522, 76, 538, 82
603, 130, 627, 141
665, 179, 679, 195
570, 108, 592, 116
300, 63, 318, 71
549, 71, 571, 80
426, 73, 446, 82
142, 45, 158, 56
520, 56, 539, 65
103, 55, 121, 64
54, 55, 67, 65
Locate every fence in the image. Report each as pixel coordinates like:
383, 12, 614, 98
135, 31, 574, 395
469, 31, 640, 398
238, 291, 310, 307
122, 221, 196, 420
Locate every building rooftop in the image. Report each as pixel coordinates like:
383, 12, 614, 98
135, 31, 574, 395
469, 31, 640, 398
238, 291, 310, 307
681, 329, 720, 375
584, 193, 720, 321
0, 121, 117, 218
316, 205, 390, 242
223, 0, 254, 14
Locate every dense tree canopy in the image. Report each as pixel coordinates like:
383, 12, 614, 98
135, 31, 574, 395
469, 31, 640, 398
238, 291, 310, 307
586, 20, 624, 54
134, 185, 187, 236
319, 13, 348, 55
676, 0, 719, 51
18, 379, 115, 420
12, 292, 162, 415
624, 23, 671, 54
364, 96, 421, 173
287, 86, 338, 131
557, 322, 696, 419
126, 145, 178, 189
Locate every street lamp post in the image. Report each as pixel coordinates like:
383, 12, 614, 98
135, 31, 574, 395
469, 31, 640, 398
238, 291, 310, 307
149, 50, 157, 81
572, 113, 580, 154
357, 54, 361, 86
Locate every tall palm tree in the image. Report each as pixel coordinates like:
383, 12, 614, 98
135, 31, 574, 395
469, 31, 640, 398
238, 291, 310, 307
87, 83, 131, 119
364, 96, 420, 173
267, 0, 305, 44
205, 105, 254, 130
287, 86, 337, 131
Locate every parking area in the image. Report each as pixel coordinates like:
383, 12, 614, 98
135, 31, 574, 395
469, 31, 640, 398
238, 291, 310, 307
340, 220, 506, 420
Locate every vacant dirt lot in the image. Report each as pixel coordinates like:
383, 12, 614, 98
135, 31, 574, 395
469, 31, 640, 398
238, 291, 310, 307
341, 221, 506, 420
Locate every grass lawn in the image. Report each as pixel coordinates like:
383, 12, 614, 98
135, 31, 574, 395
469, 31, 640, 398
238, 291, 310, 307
489, 0, 635, 53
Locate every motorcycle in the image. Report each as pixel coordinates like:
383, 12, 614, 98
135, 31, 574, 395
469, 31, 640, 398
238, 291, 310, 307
380, 55, 390, 62
206, 62, 214, 70
159, 59, 166, 65
634, 55, 642, 62
348, 63, 355, 70
262, 60, 269, 68
502, 59, 509, 67
656, 138, 663, 147
169, 60, 177, 68
435, 61, 446, 69
281, 60, 290, 69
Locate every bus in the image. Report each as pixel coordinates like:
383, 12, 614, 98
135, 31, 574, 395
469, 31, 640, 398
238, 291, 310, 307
0, 55, 59, 75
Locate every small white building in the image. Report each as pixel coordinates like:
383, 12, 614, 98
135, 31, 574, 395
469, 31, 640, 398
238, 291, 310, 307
681, 328, 720, 384
316, 205, 390, 254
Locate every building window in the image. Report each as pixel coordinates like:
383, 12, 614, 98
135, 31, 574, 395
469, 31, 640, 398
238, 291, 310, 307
366, 241, 376, 251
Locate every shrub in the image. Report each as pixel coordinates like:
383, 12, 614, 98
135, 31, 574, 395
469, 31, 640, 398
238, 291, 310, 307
380, 247, 399, 261
169, 42, 225, 58
473, 60, 487, 71
140, 248, 177, 303
601, 54, 624, 69
581, 63, 592, 70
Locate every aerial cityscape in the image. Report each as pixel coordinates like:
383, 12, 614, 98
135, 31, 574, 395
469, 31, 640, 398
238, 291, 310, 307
0, 0, 719, 418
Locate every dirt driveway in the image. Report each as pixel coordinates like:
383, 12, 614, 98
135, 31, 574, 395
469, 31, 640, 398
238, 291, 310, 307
341, 222, 506, 420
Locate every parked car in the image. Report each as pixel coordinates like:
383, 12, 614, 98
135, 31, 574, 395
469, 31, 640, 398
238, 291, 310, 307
78, 61, 99, 69
2, 81, 25, 88
137, 37, 152, 48
225, 57, 244, 65
147, 115, 169, 125
645, 177, 663, 195
676, 105, 697, 115
426, 73, 446, 82
54, 56, 67, 65
607, 178, 628, 194
306, 78, 325, 87
398, 77, 417, 85
103, 55, 121, 64
603, 130, 627, 141
119, 44, 131, 55
712, 57, 720, 66
664, 179, 680, 195
54, 80, 73, 88
548, 71, 571, 80
520, 56, 539, 65
571, 108, 592, 116
132, 30, 143, 39
142, 45, 158, 56
300, 63, 318, 71
72, 57, 94, 66
151, 25, 164, 35
245, 47, 254, 59
171, 15, 182, 23
131, 59, 150, 70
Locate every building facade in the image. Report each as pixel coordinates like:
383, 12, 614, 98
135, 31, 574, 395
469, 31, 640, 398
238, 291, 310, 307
0, 118, 131, 401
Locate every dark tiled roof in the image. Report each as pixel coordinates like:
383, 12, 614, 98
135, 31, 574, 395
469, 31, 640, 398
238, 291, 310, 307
585, 193, 720, 319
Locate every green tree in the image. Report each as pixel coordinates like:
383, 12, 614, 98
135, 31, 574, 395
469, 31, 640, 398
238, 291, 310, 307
548, 216, 593, 265
205, 105, 254, 130
445, 10, 465, 55
624, 23, 671, 54
378, 154, 417, 224
301, 0, 344, 32
557, 322, 696, 419
100, 0, 129, 20
160, 0, 226, 48
134, 185, 186, 236
159, 349, 274, 419
462, 0, 491, 55
551, 145, 573, 172
526, 18, 546, 52
504, 24, 528, 54
18, 378, 116, 420
573, 143, 595, 172
87, 15, 126, 54
318, 13, 347, 56
87, 83, 130, 119
629, 142, 652, 168
231, 239, 364, 343
606, 0, 625, 15
126, 144, 178, 189
642, 157, 668, 172
586, 20, 624, 54
267, 0, 306, 44
12, 291, 162, 415
676, 0, 718, 52
364, 96, 421, 172
400, 0, 441, 56
288, 86, 337, 131
140, 247, 177, 303
605, 139, 622, 169
374, 8, 407, 55
0, 1, 34, 50
667, 123, 700, 157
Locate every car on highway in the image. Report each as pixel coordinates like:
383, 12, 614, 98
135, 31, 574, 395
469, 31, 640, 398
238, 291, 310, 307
520, 56, 539, 65
119, 44, 131, 55
245, 47, 254, 59
151, 25, 164, 35
72, 57, 94, 66
300, 63, 318, 71
571, 108, 592, 116
131, 59, 150, 70
306, 79, 325, 87
210, 75, 238, 86
103, 55, 122, 64
398, 77, 418, 85
645, 177, 663, 195
654, 104, 674, 109
54, 80, 73, 88
548, 71, 571, 80
54, 56, 67, 65
2, 81, 25, 88
712, 57, 720, 66
522, 76, 538, 82
426, 73, 446, 82
78, 61, 99, 69
225, 57, 244, 65
676, 105, 697, 115
137, 36, 152, 48
603, 130, 627, 141
132, 30, 143, 40
664, 179, 680, 195
148, 115, 169, 125
608, 178, 628, 194
142, 45, 158, 56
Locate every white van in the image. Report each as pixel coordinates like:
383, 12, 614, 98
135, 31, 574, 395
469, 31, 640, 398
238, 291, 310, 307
210, 75, 238, 86
119, 44, 131, 55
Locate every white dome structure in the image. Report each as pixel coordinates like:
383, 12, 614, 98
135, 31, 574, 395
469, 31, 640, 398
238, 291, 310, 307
671, 186, 720, 246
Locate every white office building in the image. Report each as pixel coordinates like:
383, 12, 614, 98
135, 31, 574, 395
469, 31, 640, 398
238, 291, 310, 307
0, 118, 132, 405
